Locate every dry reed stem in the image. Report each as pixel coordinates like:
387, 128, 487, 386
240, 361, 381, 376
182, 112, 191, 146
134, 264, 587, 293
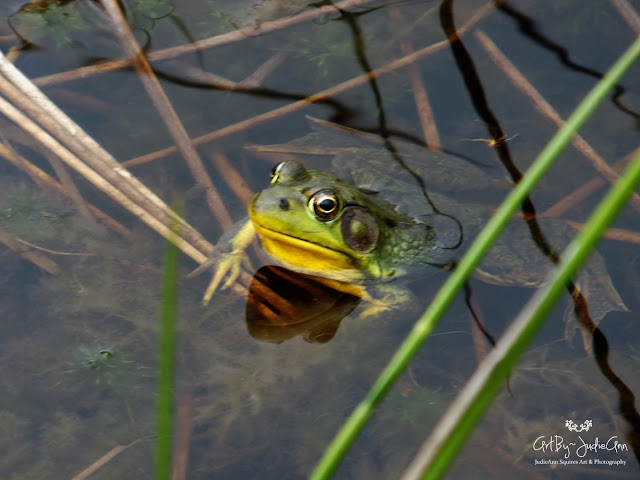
124, 1, 496, 166
391, 8, 442, 150
33, 0, 383, 88
0, 142, 131, 236
0, 128, 46, 188
102, 0, 232, 229
541, 149, 637, 218
611, 0, 640, 33
0, 52, 212, 260
404, 53, 442, 151
5, 47, 20, 64
568, 222, 640, 244
475, 30, 640, 214
161, 59, 238, 89
151, 52, 284, 94
208, 149, 255, 205
14, 238, 98, 256
172, 393, 193, 480
43, 151, 95, 221
238, 52, 287, 88
0, 54, 252, 298
71, 439, 144, 480
0, 93, 208, 264
0, 226, 60, 274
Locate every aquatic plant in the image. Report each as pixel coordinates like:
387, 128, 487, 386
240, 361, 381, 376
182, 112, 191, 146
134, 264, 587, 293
62, 344, 153, 388
310, 34, 640, 480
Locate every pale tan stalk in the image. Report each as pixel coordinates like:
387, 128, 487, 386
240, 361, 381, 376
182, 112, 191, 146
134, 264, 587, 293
567, 222, 640, 244
42, 152, 95, 221
0, 226, 60, 274
0, 52, 212, 257
123, 1, 496, 166
208, 149, 254, 205
172, 394, 193, 480
475, 30, 640, 214
101, 0, 232, 229
611, 0, 640, 33
34, 0, 384, 87
391, 8, 442, 150
237, 52, 287, 88
542, 150, 636, 217
0, 142, 131, 236
71, 439, 145, 480
0, 94, 207, 264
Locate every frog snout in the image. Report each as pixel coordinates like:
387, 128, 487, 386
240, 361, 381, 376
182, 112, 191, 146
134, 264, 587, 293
277, 198, 290, 211
251, 188, 303, 216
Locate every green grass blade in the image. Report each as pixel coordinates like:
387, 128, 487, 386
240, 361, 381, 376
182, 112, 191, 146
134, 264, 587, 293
403, 146, 640, 480
309, 35, 640, 480
156, 199, 182, 480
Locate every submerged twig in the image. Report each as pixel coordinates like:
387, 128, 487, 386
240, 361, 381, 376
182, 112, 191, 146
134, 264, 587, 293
0, 93, 205, 263
123, 1, 496, 166
390, 8, 442, 150
14, 238, 98, 256
0, 52, 257, 298
42, 151, 95, 222
238, 52, 287, 88
611, 0, 640, 34
71, 438, 146, 480
101, 0, 232, 230
542, 148, 637, 218
567, 222, 640, 244
208, 149, 255, 205
33, 0, 383, 88
172, 393, 193, 480
0, 142, 131, 236
0, 52, 212, 261
475, 29, 640, 214
0, 226, 60, 274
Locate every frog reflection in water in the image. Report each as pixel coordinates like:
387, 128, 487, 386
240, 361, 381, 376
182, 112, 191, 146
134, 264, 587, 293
200, 150, 626, 322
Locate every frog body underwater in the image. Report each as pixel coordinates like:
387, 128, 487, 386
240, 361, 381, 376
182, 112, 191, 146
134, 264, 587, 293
198, 146, 626, 322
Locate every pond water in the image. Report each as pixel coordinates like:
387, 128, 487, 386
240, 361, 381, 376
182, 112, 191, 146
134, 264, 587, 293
0, 0, 639, 479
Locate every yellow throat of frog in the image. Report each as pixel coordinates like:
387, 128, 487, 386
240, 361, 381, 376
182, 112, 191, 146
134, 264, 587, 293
253, 222, 369, 284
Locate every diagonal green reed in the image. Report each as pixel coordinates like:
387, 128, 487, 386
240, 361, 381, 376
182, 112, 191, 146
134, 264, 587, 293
310, 35, 640, 480
403, 140, 640, 480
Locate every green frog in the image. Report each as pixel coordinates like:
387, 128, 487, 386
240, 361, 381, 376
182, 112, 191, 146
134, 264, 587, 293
198, 130, 626, 323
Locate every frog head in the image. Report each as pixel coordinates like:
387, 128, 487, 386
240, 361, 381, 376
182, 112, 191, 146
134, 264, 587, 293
249, 161, 398, 283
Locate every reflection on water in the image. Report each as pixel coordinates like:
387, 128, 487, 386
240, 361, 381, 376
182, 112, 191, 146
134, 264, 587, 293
247, 266, 360, 344
0, 0, 639, 479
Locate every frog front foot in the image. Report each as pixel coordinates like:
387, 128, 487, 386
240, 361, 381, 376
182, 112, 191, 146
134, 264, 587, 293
357, 283, 415, 319
190, 219, 256, 306
201, 251, 253, 306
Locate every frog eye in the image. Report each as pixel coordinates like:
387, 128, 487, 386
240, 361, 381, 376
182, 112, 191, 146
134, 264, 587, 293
310, 190, 340, 221
270, 162, 285, 184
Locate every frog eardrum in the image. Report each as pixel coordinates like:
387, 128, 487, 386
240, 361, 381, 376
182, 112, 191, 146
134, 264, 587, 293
340, 208, 379, 254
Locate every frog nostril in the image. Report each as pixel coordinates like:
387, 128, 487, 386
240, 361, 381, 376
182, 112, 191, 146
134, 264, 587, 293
278, 198, 290, 210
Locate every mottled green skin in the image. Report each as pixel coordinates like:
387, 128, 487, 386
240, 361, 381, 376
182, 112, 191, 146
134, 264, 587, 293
249, 160, 460, 285
332, 152, 626, 322
221, 145, 626, 321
